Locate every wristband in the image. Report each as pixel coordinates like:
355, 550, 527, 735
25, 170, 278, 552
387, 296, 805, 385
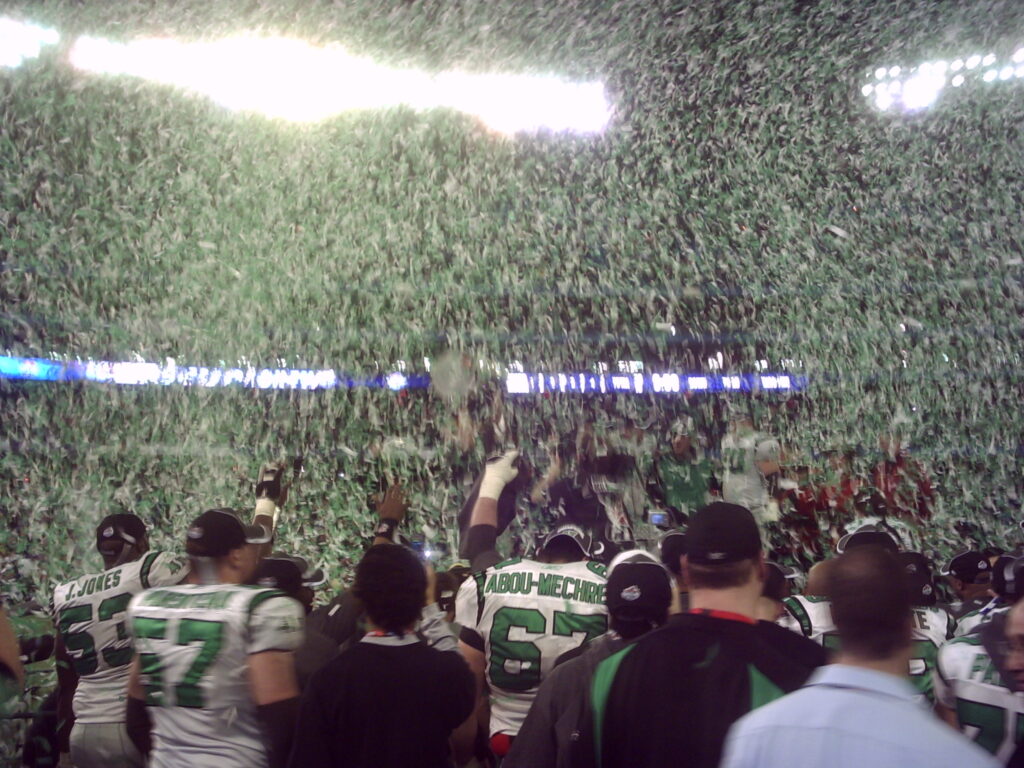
374, 519, 399, 541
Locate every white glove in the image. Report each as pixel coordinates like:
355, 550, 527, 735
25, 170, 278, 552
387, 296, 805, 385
479, 450, 520, 501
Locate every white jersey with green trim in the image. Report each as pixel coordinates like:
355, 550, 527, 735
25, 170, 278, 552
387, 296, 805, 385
127, 584, 304, 768
51, 551, 188, 724
777, 595, 838, 649
454, 557, 608, 737
721, 430, 773, 521
935, 633, 1024, 761
908, 606, 956, 703
956, 599, 1004, 638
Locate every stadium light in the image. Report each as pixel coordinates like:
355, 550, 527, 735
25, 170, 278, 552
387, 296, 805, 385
0, 17, 58, 68
68, 33, 611, 133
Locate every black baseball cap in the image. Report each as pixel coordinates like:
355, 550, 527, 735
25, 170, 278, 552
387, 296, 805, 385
836, 526, 901, 554
763, 562, 793, 602
659, 531, 687, 577
943, 551, 992, 583
686, 503, 761, 565
255, 553, 326, 595
185, 508, 271, 558
96, 514, 147, 551
541, 521, 594, 559
899, 552, 936, 607
991, 556, 1024, 603
605, 550, 673, 622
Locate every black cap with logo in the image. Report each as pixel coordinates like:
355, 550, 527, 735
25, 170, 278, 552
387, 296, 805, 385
96, 513, 147, 551
605, 550, 673, 623
943, 550, 992, 584
185, 508, 271, 558
686, 502, 762, 565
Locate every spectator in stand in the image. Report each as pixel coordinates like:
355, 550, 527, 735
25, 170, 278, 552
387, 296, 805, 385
253, 555, 337, 691
817, 447, 864, 536
873, 429, 934, 524
455, 451, 609, 762
721, 545, 996, 768
582, 502, 826, 768
288, 545, 475, 768
936, 557, 1024, 763
125, 508, 302, 768
943, 551, 994, 619
0, 605, 24, 693
659, 530, 689, 610
645, 417, 719, 525
504, 549, 673, 768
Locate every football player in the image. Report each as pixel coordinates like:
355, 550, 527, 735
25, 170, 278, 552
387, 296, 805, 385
51, 513, 188, 768
777, 559, 838, 649
125, 508, 303, 768
454, 451, 608, 762
899, 551, 956, 703
935, 558, 1024, 762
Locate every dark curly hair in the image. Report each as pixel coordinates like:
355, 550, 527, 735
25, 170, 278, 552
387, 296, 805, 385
353, 544, 427, 634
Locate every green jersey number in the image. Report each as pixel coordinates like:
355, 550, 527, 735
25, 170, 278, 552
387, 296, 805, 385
133, 617, 225, 708
907, 639, 939, 701
957, 699, 1024, 756
57, 593, 134, 676
488, 606, 607, 692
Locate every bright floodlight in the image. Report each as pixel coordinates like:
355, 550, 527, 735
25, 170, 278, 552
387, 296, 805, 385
902, 72, 945, 110
932, 60, 947, 73
0, 17, 59, 68
951, 59, 964, 71
983, 69, 998, 82
966, 55, 982, 69
1014, 48, 1024, 64
982, 54, 996, 66
875, 67, 887, 79
875, 89, 894, 110
1017, 65, 1024, 78
861, 84, 873, 96
951, 74, 965, 87
889, 66, 901, 77
999, 66, 1014, 80
68, 34, 611, 133
888, 80, 902, 94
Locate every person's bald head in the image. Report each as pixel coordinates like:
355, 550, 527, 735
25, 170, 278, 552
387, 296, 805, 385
806, 560, 833, 597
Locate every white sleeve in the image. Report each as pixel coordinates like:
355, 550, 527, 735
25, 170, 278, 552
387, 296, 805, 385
454, 572, 482, 631
933, 643, 958, 710
141, 551, 190, 588
419, 603, 459, 653
247, 593, 305, 654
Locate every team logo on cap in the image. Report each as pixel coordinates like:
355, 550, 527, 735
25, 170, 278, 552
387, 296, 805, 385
708, 551, 726, 561
923, 585, 933, 596
187, 526, 204, 540
102, 526, 115, 538
979, 561, 988, 570
621, 585, 642, 601
906, 563, 917, 574
258, 577, 277, 588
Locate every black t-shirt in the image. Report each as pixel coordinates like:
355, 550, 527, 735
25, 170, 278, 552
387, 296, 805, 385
288, 637, 475, 768
586, 611, 827, 768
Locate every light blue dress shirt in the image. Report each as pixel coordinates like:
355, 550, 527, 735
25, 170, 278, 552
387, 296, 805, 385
721, 664, 1000, 768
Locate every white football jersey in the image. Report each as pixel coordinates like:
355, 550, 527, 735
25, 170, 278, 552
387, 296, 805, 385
778, 595, 838, 650
908, 606, 955, 703
128, 584, 304, 768
956, 600, 1004, 638
935, 633, 1024, 761
455, 557, 608, 737
52, 551, 188, 724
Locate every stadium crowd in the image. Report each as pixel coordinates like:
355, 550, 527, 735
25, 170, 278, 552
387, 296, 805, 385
3, 414, 1022, 768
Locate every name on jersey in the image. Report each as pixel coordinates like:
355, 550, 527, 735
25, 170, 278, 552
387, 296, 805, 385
65, 569, 122, 601
484, 572, 605, 604
138, 590, 231, 611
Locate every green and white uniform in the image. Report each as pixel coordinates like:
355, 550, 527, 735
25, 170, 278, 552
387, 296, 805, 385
935, 633, 1024, 761
128, 584, 304, 768
455, 558, 608, 737
777, 595, 838, 650
908, 606, 955, 703
956, 599, 1004, 638
721, 430, 775, 522
52, 552, 188, 724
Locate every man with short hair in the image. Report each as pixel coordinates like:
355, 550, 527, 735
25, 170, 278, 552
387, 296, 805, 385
721, 546, 997, 768
455, 452, 609, 761
504, 550, 673, 768
125, 508, 304, 768
51, 514, 189, 768
287, 545, 475, 768
584, 502, 826, 768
